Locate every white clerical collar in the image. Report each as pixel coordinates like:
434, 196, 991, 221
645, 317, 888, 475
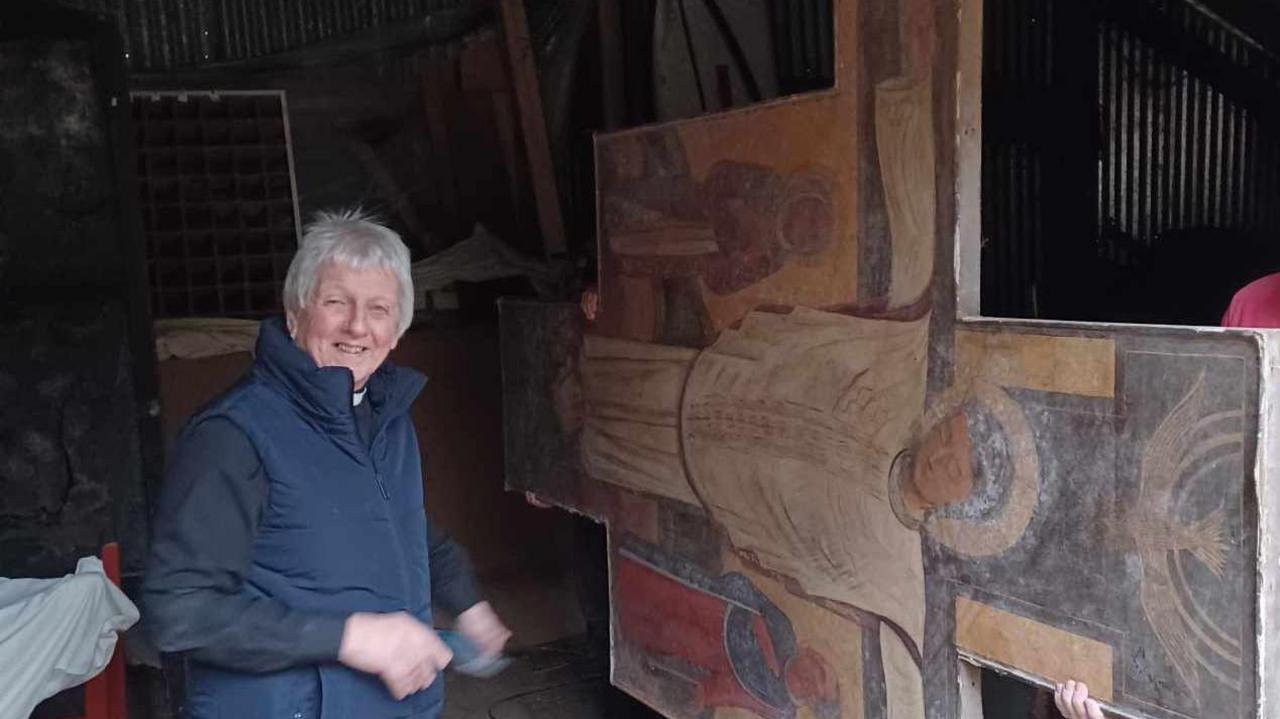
353, 388, 368, 406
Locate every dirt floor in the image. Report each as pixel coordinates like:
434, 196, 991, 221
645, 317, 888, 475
441, 634, 660, 719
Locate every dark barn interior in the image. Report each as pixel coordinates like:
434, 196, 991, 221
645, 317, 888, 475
0, 1, 827, 717
1, 0, 1279, 718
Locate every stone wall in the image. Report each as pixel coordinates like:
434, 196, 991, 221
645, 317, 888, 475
0, 8, 158, 581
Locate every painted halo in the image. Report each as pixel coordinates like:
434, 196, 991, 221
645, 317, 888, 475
888, 379, 1040, 557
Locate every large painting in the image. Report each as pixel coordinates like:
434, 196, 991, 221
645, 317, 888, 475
499, 0, 1264, 716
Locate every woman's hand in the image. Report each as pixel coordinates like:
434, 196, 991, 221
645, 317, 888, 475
581, 287, 599, 322
338, 611, 453, 700
456, 601, 512, 658
1054, 680, 1106, 719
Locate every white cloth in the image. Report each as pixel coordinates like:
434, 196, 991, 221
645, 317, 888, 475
0, 557, 140, 719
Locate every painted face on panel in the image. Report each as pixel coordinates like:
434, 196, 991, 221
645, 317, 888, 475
288, 261, 400, 390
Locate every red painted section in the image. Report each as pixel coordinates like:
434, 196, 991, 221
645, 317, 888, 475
615, 554, 787, 719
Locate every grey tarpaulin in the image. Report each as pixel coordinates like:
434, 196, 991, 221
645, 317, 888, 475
154, 318, 260, 360
410, 223, 558, 301
0, 557, 139, 718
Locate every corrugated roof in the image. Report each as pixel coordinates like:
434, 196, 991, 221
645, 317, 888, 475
58, 0, 487, 72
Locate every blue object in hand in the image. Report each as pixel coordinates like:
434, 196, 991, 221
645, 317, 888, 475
437, 629, 513, 679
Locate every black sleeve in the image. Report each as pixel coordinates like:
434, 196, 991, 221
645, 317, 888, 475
142, 417, 348, 672
426, 520, 481, 616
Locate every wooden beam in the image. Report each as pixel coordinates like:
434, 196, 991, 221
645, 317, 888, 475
499, 0, 567, 257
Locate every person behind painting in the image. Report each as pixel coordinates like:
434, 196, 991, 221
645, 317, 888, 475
1052, 680, 1105, 719
143, 209, 510, 719
1221, 271, 1280, 327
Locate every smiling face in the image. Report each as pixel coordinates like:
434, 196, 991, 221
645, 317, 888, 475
287, 261, 401, 390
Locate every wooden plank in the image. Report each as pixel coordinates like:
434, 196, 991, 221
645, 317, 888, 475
491, 91, 524, 224
498, 0, 567, 256
956, 329, 1116, 398
459, 34, 524, 222
421, 60, 461, 238
954, 596, 1114, 701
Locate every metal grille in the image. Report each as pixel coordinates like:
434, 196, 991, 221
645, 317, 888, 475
132, 91, 301, 319
1097, 2, 1280, 249
59, 0, 483, 72
980, 0, 1055, 317
981, 0, 1280, 319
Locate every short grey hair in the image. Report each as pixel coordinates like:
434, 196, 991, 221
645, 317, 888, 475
283, 208, 415, 338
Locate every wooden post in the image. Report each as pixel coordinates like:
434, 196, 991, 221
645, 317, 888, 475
499, 0, 568, 257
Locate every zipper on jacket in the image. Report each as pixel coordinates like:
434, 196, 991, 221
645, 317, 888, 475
352, 386, 389, 502
368, 419, 413, 604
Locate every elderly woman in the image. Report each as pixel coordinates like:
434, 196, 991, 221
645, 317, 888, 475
143, 210, 510, 719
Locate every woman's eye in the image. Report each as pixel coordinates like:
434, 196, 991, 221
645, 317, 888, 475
371, 306, 389, 317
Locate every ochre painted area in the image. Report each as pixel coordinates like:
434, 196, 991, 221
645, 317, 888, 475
955, 329, 1117, 398
955, 596, 1114, 701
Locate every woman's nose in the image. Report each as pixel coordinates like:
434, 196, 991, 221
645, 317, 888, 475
344, 307, 367, 334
